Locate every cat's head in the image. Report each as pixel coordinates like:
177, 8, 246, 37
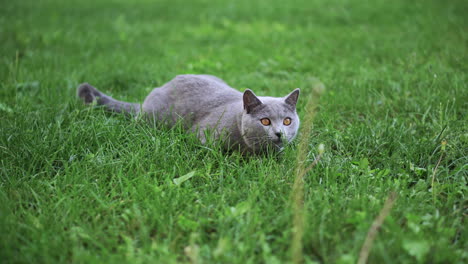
240, 88, 300, 152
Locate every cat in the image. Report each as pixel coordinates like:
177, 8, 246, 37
77, 74, 300, 154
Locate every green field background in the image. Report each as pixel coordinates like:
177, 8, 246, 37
1, 0, 467, 263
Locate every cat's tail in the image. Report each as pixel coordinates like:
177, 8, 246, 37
77, 83, 140, 115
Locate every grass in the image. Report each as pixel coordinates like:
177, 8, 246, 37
1, 0, 467, 263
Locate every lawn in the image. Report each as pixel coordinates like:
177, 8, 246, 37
0, 0, 467, 263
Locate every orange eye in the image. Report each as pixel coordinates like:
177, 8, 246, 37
260, 118, 271, 126
283, 118, 292, 126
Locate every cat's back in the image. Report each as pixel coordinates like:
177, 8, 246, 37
142, 74, 242, 118
168, 74, 240, 99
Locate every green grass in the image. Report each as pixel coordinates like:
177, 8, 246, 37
1, 0, 467, 263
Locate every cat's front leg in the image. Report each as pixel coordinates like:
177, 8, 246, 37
189, 125, 207, 145
197, 130, 207, 145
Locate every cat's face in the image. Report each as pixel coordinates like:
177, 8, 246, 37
241, 89, 300, 152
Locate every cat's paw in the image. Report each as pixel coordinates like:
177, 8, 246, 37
77, 83, 100, 104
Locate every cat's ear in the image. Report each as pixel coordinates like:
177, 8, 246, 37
285, 88, 300, 107
243, 89, 262, 114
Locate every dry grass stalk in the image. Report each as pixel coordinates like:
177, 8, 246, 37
357, 192, 398, 264
291, 80, 324, 264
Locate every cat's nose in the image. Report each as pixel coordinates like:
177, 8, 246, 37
275, 132, 282, 139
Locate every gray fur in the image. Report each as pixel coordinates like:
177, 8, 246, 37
77, 74, 300, 153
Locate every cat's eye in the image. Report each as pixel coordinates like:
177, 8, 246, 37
283, 118, 292, 126
260, 118, 271, 126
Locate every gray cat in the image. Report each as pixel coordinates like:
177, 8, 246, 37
78, 74, 300, 154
